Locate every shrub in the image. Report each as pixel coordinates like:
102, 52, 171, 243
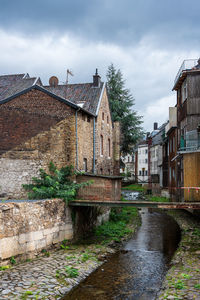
23, 162, 91, 203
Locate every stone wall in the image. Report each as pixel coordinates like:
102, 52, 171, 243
95, 89, 114, 175
0, 199, 73, 262
0, 159, 41, 198
77, 111, 94, 172
0, 118, 76, 198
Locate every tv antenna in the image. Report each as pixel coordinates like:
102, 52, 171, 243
66, 69, 74, 84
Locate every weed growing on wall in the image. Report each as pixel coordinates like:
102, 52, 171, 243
23, 162, 91, 203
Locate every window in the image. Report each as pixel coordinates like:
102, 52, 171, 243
107, 116, 109, 124
182, 79, 187, 102
87, 116, 90, 123
100, 135, 103, 156
128, 156, 130, 162
145, 170, 148, 176
102, 112, 104, 121
83, 158, 87, 172
145, 159, 148, 164
139, 170, 142, 176
82, 113, 85, 121
108, 138, 111, 157
145, 149, 148, 154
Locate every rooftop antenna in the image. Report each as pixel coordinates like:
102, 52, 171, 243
66, 69, 74, 84
64, 69, 74, 99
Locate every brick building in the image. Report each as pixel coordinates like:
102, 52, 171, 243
0, 71, 120, 198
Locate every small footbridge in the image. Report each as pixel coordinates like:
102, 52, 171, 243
69, 200, 200, 210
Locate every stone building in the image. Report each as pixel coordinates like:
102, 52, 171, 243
0, 71, 120, 198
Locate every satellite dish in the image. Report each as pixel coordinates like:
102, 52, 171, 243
49, 76, 59, 87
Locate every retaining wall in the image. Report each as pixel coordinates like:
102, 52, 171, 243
0, 199, 73, 263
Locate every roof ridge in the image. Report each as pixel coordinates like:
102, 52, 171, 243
0, 73, 26, 78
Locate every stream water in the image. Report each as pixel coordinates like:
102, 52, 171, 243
63, 191, 181, 300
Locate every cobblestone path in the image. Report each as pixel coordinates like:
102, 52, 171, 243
158, 210, 200, 300
0, 245, 112, 300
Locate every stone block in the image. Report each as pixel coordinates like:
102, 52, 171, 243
25, 241, 36, 252
0, 236, 22, 259
46, 234, 54, 245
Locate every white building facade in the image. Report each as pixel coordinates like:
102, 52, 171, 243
137, 143, 148, 182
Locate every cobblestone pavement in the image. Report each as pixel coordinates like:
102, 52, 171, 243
0, 244, 114, 300
157, 210, 200, 300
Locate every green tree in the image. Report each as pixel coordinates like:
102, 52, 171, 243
106, 63, 143, 154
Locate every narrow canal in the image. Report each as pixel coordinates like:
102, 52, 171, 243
63, 192, 181, 300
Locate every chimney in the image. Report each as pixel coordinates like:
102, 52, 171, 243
93, 69, 101, 87
49, 76, 59, 87
154, 122, 158, 130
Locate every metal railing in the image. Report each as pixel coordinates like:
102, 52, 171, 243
174, 59, 198, 86
179, 131, 200, 152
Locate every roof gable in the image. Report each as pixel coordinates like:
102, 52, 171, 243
0, 73, 106, 116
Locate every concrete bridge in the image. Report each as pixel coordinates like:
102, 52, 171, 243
70, 200, 200, 210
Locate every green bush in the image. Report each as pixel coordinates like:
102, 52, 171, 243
23, 162, 91, 203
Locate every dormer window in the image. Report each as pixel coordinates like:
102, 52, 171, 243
102, 112, 104, 121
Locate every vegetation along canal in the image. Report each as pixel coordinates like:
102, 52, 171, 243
63, 191, 181, 300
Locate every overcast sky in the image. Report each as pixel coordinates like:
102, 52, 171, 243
0, 0, 200, 131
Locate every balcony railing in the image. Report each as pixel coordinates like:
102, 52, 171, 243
174, 59, 198, 86
179, 131, 200, 152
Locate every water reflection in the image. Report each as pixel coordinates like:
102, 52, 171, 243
63, 202, 181, 299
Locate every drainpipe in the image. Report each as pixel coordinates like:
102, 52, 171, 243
75, 109, 80, 169
93, 117, 96, 173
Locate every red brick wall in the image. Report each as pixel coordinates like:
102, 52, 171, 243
0, 89, 75, 155
76, 174, 122, 202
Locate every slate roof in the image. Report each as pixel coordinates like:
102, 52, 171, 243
0, 73, 105, 116
151, 122, 167, 146
0, 74, 41, 102
44, 82, 104, 115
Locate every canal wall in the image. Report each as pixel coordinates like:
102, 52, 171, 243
0, 199, 73, 263
157, 210, 200, 299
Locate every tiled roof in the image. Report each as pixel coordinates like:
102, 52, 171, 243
44, 82, 104, 115
0, 74, 41, 102
0, 73, 104, 116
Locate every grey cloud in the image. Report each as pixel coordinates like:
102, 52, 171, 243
1, 0, 200, 48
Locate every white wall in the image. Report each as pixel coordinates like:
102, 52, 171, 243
137, 145, 148, 182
